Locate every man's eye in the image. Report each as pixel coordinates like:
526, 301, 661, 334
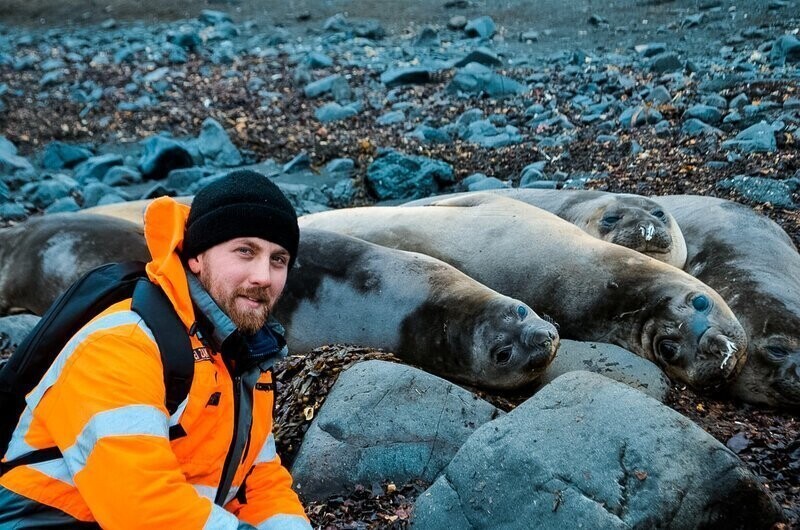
273, 255, 288, 265
237, 247, 254, 256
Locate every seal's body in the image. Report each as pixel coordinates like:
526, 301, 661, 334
300, 194, 748, 392
655, 195, 800, 408
407, 189, 687, 268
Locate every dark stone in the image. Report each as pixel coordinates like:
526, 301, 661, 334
138, 136, 193, 181
166, 167, 212, 193
198, 118, 243, 167
103, 166, 142, 186
366, 151, 454, 200
722, 121, 777, 153
682, 118, 722, 137
380, 67, 433, 88
72, 154, 123, 184
42, 142, 93, 170
464, 16, 496, 39
683, 104, 723, 125
315, 102, 360, 123
447, 62, 526, 98
452, 47, 502, 68
769, 35, 800, 66
649, 52, 682, 73
717, 175, 795, 208
21, 174, 78, 209
283, 152, 312, 173
619, 106, 663, 128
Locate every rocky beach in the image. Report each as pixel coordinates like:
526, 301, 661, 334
1, 0, 800, 527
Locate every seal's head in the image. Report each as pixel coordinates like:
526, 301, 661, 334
586, 196, 687, 268
731, 325, 800, 409
639, 285, 748, 392
464, 298, 560, 390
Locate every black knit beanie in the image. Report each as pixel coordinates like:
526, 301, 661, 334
183, 170, 299, 268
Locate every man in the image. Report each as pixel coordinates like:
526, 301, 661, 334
0, 170, 312, 529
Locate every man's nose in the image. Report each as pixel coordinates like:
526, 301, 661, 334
249, 261, 272, 286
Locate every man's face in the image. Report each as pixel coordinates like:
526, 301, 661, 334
187, 237, 290, 334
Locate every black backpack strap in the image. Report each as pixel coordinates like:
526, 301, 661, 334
131, 279, 194, 416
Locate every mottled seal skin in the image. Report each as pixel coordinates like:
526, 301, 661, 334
82, 196, 193, 224
277, 228, 559, 390
300, 194, 749, 392
0, 214, 149, 315
654, 195, 800, 409
5, 210, 559, 390
407, 189, 687, 268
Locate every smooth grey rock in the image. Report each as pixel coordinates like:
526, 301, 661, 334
460, 119, 523, 148
376, 110, 405, 125
467, 176, 506, 191
717, 175, 795, 209
380, 67, 432, 88
315, 102, 359, 123
323, 158, 355, 179
0, 314, 40, 353
304, 52, 333, 69
165, 167, 211, 192
72, 154, 123, 184
447, 62, 526, 98
366, 151, 454, 200
407, 125, 453, 145
103, 166, 142, 186
0, 202, 28, 220
412, 371, 783, 529
81, 182, 126, 208
447, 15, 467, 31
539, 340, 670, 401
646, 85, 671, 105
619, 106, 663, 128
464, 16, 496, 39
304, 74, 350, 100
199, 9, 232, 26
649, 52, 682, 73
41, 142, 92, 170
682, 118, 723, 137
283, 152, 311, 173
452, 47, 501, 68
138, 136, 193, 180
721, 121, 777, 153
21, 174, 78, 209
683, 104, 722, 125
198, 118, 243, 167
769, 34, 800, 66
291, 360, 500, 502
414, 26, 440, 47
45, 196, 81, 213
634, 42, 667, 57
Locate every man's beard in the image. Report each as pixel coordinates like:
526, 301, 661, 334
198, 268, 273, 335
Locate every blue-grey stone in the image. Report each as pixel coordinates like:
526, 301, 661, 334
81, 182, 125, 208
0, 149, 36, 189
103, 166, 142, 186
166, 167, 211, 192
366, 151, 454, 200
521, 179, 558, 189
40, 58, 66, 71
138, 135, 193, 180
283, 152, 311, 173
596, 134, 619, 143
460, 119, 523, 148
634, 42, 667, 57
198, 118, 243, 167
654, 120, 672, 136
518, 161, 547, 186
265, 27, 292, 46
210, 45, 237, 65
0, 136, 17, 156
304, 52, 333, 69
380, 67, 432, 88
649, 52, 682, 73
682, 13, 706, 27
143, 67, 171, 84
0, 180, 8, 202
41, 142, 93, 170
702, 94, 728, 109
722, 121, 777, 153
464, 16, 496, 39
769, 34, 800, 66
199, 9, 233, 25
323, 158, 355, 179
406, 125, 453, 145
452, 47, 501, 68
447, 62, 526, 98
206, 22, 240, 42
45, 196, 80, 213
376, 110, 405, 126
140, 184, 172, 200
39, 70, 64, 87
353, 19, 386, 39
22, 174, 78, 209
619, 106, 663, 128
683, 104, 722, 125
413, 26, 440, 47
0, 202, 28, 220
315, 102, 359, 123
717, 175, 795, 208
72, 154, 123, 184
304, 74, 350, 100
326, 178, 358, 207
723, 111, 742, 124
682, 118, 722, 137
467, 175, 506, 191
167, 28, 202, 51
323, 13, 350, 33
95, 193, 128, 206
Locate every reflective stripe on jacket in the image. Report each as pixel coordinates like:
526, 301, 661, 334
0, 197, 310, 530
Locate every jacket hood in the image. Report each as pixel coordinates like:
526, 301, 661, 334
143, 196, 196, 329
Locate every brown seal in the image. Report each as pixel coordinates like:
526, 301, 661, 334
2, 210, 559, 390
0, 214, 149, 315
654, 195, 800, 409
407, 189, 687, 268
300, 193, 749, 392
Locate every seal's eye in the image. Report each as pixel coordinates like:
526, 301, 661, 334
765, 345, 790, 360
494, 345, 513, 365
517, 305, 527, 319
651, 209, 666, 220
658, 339, 680, 363
692, 295, 710, 312
601, 214, 621, 225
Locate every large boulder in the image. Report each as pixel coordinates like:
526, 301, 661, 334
366, 151, 454, 201
197, 118, 243, 167
72, 154, 123, 184
138, 135, 193, 181
41, 141, 93, 170
447, 63, 526, 98
291, 360, 501, 501
412, 371, 783, 529
539, 340, 671, 401
0, 137, 36, 189
722, 121, 777, 153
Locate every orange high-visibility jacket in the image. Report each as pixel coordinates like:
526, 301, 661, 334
0, 197, 311, 530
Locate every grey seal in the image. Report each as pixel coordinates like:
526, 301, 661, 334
300, 193, 748, 392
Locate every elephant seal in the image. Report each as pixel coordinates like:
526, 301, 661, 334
300, 193, 748, 392
406, 189, 687, 269
2, 210, 559, 390
654, 195, 800, 409
0, 214, 149, 315
82, 196, 193, 224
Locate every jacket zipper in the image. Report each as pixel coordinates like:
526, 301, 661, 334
214, 374, 241, 506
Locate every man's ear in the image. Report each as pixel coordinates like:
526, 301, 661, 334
187, 255, 202, 274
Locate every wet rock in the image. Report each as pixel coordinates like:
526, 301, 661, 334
464, 16, 496, 39
702, 93, 728, 109
717, 175, 795, 209
41, 141, 93, 170
283, 152, 311, 173
366, 151, 454, 200
683, 104, 722, 125
447, 62, 526, 98
646, 85, 671, 105
0, 147, 36, 190
376, 110, 405, 125
304, 74, 351, 100
326, 178, 358, 207
722, 121, 777, 153
198, 118, 243, 167
769, 34, 800, 66
21, 173, 78, 209
452, 47, 501, 68
291, 360, 500, 502
406, 125, 453, 145
138, 135, 193, 180
165, 167, 212, 192
199, 10, 233, 26
412, 371, 784, 529
72, 154, 123, 184
682, 118, 722, 137
315, 102, 360, 123
539, 340, 670, 401
103, 166, 142, 187
380, 67, 432, 88
649, 52, 682, 73
322, 158, 355, 179
460, 119, 523, 148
